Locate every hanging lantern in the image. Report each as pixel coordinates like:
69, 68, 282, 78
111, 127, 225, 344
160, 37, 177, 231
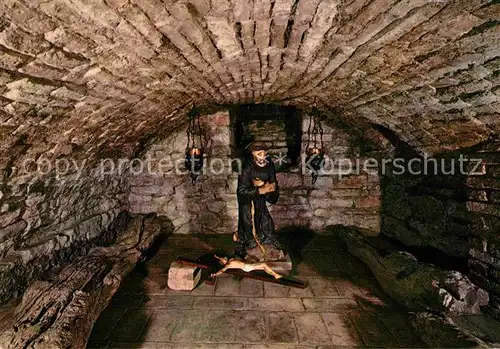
185, 104, 204, 185
305, 100, 325, 184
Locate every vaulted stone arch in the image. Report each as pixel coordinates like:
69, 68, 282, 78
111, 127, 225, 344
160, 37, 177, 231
0, 0, 498, 170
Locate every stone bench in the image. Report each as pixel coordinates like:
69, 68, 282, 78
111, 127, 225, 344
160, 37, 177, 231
0, 213, 171, 349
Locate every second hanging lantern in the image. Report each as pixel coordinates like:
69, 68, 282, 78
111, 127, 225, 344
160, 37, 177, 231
305, 101, 325, 184
185, 104, 204, 185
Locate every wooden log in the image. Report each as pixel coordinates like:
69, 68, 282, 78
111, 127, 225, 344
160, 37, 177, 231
0, 213, 170, 349
336, 225, 489, 313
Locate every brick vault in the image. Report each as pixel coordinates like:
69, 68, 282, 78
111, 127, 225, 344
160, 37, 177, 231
1, 0, 498, 166
0, 1, 499, 348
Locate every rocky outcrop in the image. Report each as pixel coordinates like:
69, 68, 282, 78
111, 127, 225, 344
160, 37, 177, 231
337, 226, 496, 347
0, 213, 172, 349
337, 226, 489, 313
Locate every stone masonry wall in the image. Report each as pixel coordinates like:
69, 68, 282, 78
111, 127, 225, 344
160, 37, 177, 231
247, 118, 290, 162
380, 141, 500, 318
464, 143, 500, 319
127, 109, 381, 235
128, 110, 239, 235
234, 105, 301, 169
271, 115, 380, 232
381, 164, 471, 259
0, 165, 126, 304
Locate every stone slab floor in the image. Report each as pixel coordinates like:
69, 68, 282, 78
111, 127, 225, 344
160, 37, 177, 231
87, 233, 428, 349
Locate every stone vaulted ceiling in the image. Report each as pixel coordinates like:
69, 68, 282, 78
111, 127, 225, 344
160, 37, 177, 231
0, 0, 499, 173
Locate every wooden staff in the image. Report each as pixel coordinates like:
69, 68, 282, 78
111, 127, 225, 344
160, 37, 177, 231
251, 200, 266, 259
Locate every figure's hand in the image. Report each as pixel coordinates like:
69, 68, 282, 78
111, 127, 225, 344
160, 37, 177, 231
253, 178, 265, 187
259, 182, 275, 194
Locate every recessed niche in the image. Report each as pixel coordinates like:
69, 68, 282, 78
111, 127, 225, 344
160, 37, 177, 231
229, 104, 302, 172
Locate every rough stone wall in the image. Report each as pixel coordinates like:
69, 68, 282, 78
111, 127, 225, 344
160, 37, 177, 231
0, 165, 126, 304
246, 118, 290, 161
232, 105, 301, 168
127, 109, 381, 234
380, 141, 500, 318
381, 165, 471, 258
128, 110, 238, 235
272, 115, 381, 231
465, 143, 500, 319
270, 171, 380, 232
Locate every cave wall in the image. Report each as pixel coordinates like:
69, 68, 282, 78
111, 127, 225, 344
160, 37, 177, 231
0, 164, 127, 304
380, 141, 500, 318
127, 109, 381, 234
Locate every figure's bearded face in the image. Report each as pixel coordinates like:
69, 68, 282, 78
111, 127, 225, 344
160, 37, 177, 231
252, 150, 268, 167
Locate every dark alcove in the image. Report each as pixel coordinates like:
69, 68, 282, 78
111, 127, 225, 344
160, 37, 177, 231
229, 104, 302, 171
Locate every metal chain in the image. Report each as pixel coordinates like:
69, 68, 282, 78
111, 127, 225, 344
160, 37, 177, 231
313, 117, 317, 148
306, 112, 312, 150
191, 114, 196, 148
196, 107, 202, 148
318, 117, 323, 149
186, 112, 192, 148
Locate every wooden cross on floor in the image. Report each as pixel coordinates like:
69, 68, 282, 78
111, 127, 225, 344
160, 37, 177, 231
175, 256, 307, 288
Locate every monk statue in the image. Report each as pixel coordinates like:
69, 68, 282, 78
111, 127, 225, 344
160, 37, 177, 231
211, 255, 283, 279
234, 142, 284, 260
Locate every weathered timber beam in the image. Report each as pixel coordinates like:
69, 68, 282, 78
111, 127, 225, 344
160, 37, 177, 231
0, 214, 171, 349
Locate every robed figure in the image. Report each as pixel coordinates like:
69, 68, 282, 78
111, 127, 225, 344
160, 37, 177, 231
235, 142, 283, 258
